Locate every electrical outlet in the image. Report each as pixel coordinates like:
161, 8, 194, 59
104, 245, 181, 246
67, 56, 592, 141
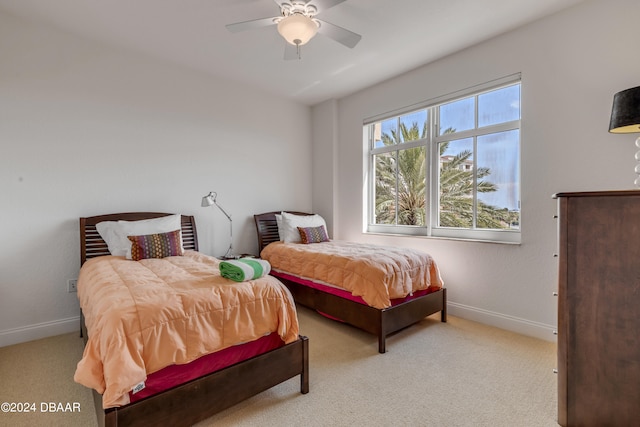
67, 279, 78, 293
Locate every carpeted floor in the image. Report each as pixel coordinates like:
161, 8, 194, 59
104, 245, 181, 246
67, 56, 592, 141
0, 306, 559, 427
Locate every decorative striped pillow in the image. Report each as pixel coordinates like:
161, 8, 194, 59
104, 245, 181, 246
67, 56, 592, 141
297, 225, 329, 244
127, 229, 183, 261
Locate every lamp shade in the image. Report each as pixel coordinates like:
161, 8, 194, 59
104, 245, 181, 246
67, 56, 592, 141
277, 14, 318, 46
201, 192, 215, 207
609, 86, 640, 133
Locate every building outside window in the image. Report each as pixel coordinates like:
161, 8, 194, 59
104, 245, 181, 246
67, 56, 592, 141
365, 75, 521, 243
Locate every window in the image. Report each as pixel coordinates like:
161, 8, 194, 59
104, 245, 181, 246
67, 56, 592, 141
366, 76, 521, 243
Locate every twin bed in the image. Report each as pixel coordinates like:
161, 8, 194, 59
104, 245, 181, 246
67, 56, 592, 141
77, 212, 308, 427
76, 210, 446, 426
254, 211, 447, 354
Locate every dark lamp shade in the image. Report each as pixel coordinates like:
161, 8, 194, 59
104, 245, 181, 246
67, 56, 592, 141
609, 86, 640, 133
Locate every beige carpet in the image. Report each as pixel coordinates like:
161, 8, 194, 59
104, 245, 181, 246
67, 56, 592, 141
0, 306, 559, 427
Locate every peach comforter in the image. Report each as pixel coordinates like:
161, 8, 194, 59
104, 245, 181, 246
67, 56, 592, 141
74, 250, 299, 408
260, 241, 443, 309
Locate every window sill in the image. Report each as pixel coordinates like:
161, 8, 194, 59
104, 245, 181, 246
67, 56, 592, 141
363, 230, 521, 245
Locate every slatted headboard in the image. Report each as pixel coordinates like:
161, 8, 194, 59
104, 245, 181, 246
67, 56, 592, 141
253, 211, 313, 254
80, 212, 198, 265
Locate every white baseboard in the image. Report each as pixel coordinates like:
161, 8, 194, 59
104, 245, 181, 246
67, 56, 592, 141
0, 316, 80, 348
1, 303, 556, 347
447, 302, 557, 342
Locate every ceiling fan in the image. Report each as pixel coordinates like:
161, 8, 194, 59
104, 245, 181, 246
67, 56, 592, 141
226, 0, 362, 60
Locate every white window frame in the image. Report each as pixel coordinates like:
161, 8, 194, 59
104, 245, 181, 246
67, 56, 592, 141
365, 74, 521, 244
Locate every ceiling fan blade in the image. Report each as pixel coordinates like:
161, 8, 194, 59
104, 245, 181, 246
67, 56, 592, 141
284, 42, 300, 60
225, 17, 278, 33
313, 0, 347, 13
316, 19, 361, 48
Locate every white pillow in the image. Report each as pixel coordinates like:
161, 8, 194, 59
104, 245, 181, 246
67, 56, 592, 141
280, 212, 328, 243
96, 214, 182, 259
95, 221, 128, 257
275, 214, 283, 241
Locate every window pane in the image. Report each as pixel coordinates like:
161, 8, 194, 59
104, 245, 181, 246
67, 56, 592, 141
399, 110, 428, 143
439, 97, 474, 135
372, 123, 383, 148
476, 130, 520, 229
374, 152, 397, 225
377, 117, 398, 147
478, 84, 520, 127
438, 138, 474, 228
397, 146, 426, 225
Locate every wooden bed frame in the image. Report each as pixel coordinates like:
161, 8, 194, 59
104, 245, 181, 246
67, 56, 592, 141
254, 211, 447, 354
79, 212, 309, 427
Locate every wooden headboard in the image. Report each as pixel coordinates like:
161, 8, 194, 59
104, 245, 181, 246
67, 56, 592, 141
253, 211, 313, 254
80, 212, 198, 265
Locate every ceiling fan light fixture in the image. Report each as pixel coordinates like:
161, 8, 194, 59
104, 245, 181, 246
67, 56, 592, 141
277, 13, 318, 46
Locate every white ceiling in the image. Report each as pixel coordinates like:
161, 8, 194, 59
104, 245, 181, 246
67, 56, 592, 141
0, 0, 584, 106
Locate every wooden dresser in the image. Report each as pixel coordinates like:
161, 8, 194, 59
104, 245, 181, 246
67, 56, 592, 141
555, 190, 640, 427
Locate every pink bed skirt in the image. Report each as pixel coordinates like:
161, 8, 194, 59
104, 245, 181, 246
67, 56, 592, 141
129, 332, 284, 403
270, 270, 437, 308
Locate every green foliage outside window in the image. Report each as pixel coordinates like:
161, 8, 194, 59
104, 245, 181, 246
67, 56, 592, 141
375, 123, 519, 229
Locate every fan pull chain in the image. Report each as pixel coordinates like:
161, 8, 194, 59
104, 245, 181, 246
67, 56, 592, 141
295, 40, 302, 59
